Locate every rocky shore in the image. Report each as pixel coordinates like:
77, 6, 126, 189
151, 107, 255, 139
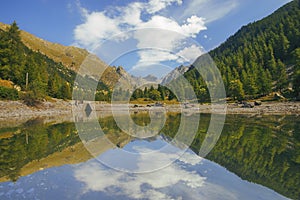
0, 100, 299, 124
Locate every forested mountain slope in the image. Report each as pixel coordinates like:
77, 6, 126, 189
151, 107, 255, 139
0, 22, 126, 90
184, 0, 300, 101
0, 22, 76, 101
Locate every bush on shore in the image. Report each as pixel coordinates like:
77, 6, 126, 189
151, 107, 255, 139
0, 86, 19, 100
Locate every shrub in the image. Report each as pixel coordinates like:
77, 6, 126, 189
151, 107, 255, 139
0, 86, 19, 100
20, 91, 40, 106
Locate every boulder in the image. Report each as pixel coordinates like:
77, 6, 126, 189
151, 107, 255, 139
254, 101, 262, 106
241, 101, 254, 108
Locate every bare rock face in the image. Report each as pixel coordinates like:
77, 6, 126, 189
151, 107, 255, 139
114, 66, 160, 90
143, 75, 158, 82
161, 65, 189, 85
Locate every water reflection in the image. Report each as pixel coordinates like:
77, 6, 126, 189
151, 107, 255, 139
0, 144, 288, 200
0, 113, 299, 199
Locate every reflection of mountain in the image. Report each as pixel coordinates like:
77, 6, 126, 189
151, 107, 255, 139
0, 118, 131, 182
0, 136, 288, 200
0, 113, 299, 199
135, 112, 300, 199
189, 114, 300, 200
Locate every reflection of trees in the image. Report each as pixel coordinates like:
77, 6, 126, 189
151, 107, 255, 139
1, 114, 299, 199
185, 114, 299, 200
159, 113, 299, 199
0, 121, 78, 181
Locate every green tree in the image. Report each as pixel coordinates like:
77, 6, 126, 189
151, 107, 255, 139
157, 85, 165, 100
149, 89, 161, 101
293, 69, 300, 100
292, 48, 300, 99
229, 80, 245, 101
143, 87, 149, 98
7, 21, 21, 44
257, 68, 272, 95
275, 59, 288, 92
131, 88, 143, 100
59, 82, 71, 100
196, 87, 209, 102
241, 70, 258, 96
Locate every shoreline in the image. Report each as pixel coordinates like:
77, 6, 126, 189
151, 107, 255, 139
0, 100, 299, 123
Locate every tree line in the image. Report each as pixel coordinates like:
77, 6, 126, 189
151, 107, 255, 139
1, 0, 299, 105
184, 0, 300, 101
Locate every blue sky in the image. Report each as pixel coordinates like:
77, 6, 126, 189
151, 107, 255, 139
0, 0, 292, 77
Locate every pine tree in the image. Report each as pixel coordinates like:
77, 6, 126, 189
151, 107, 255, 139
149, 89, 161, 101
60, 82, 71, 100
257, 68, 272, 95
157, 85, 165, 100
229, 80, 245, 101
7, 21, 21, 44
275, 59, 288, 92
293, 69, 300, 100
143, 87, 149, 98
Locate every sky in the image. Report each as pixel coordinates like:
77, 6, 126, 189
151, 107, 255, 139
0, 0, 292, 77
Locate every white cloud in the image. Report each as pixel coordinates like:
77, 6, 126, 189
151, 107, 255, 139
132, 15, 205, 67
177, 44, 204, 63
181, 0, 239, 23
118, 2, 143, 26
73, 0, 207, 73
74, 12, 121, 48
147, 0, 183, 14
139, 49, 179, 63
181, 15, 207, 37
134, 15, 205, 47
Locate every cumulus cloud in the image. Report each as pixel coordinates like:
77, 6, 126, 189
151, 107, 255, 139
74, 12, 121, 47
116, 2, 143, 26
73, 0, 207, 70
134, 15, 205, 48
177, 44, 204, 63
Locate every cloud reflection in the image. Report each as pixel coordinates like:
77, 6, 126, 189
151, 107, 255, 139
74, 149, 205, 200
74, 145, 287, 200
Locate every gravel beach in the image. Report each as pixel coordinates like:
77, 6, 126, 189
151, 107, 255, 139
0, 100, 299, 123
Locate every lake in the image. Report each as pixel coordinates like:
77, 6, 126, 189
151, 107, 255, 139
0, 113, 299, 199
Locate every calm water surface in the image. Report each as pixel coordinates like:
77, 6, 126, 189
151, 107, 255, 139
0, 113, 299, 199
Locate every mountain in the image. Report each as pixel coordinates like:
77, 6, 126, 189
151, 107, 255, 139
182, 0, 300, 101
0, 22, 122, 90
110, 67, 160, 90
161, 65, 189, 85
0, 22, 157, 103
143, 74, 159, 82
0, 22, 88, 71
0, 22, 159, 92
0, 22, 159, 104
